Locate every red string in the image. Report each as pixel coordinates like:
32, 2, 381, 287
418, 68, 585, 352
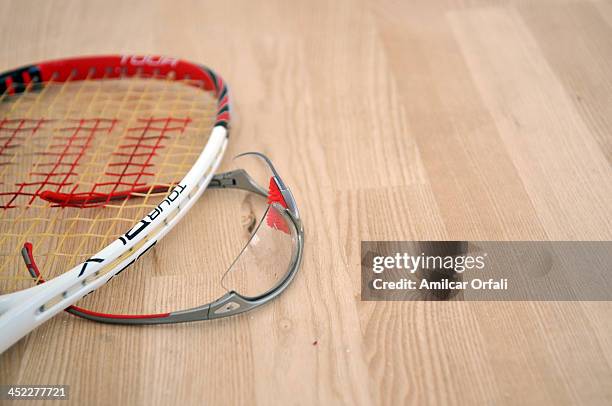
1, 117, 191, 209
0, 118, 49, 208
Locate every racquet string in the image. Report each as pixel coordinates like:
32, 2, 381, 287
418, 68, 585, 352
0, 73, 217, 295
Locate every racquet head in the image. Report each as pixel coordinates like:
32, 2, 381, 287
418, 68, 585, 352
0, 55, 230, 352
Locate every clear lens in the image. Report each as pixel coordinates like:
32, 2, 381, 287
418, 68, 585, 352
219, 153, 299, 299
221, 202, 298, 299
231, 153, 272, 191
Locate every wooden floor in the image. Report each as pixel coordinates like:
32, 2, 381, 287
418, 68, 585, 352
1, 0, 612, 404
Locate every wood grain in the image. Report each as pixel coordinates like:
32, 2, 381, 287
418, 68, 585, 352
1, 0, 611, 405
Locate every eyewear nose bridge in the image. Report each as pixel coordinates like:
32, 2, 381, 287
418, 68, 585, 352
211, 152, 301, 223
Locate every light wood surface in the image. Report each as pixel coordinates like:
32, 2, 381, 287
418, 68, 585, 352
1, 0, 611, 405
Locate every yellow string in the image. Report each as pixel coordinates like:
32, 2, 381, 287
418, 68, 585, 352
0, 73, 217, 293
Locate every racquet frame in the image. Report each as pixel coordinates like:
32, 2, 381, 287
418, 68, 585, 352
0, 55, 229, 353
